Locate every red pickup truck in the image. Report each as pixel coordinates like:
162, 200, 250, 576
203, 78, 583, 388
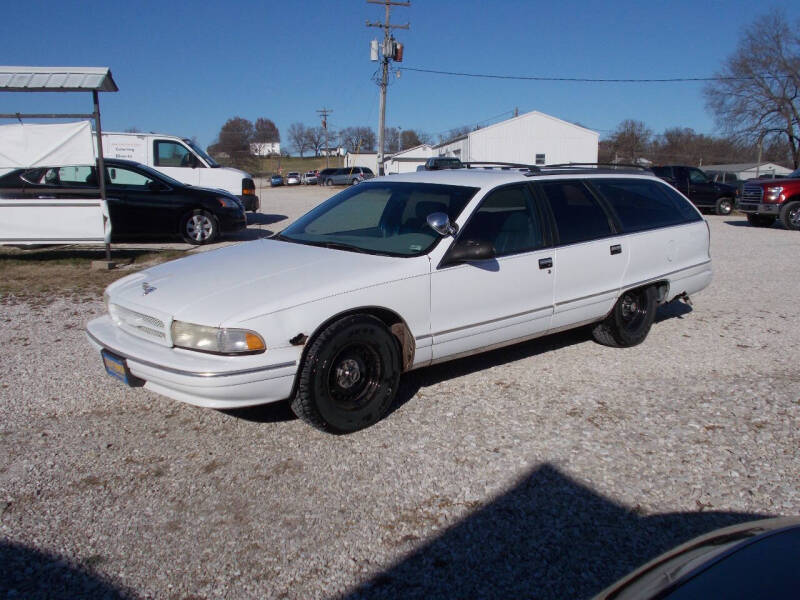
737, 168, 800, 230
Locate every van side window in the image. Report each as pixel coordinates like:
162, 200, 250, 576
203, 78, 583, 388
538, 181, 613, 245
589, 178, 697, 232
154, 141, 196, 168
458, 185, 543, 256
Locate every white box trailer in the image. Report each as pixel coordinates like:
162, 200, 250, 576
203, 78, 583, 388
97, 132, 259, 211
0, 121, 111, 246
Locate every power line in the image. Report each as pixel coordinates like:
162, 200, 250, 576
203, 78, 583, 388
398, 66, 790, 83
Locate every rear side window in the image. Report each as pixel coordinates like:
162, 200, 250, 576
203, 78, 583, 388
589, 178, 700, 232
538, 181, 613, 245
651, 166, 672, 178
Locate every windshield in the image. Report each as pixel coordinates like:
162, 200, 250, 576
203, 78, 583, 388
184, 139, 220, 168
280, 181, 479, 256
123, 161, 185, 187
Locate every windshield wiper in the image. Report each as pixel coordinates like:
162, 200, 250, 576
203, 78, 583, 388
314, 240, 371, 254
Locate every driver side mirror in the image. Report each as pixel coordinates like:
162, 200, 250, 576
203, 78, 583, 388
446, 238, 496, 264
427, 212, 458, 236
147, 180, 168, 192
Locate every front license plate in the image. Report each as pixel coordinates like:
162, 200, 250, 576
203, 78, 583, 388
102, 350, 132, 386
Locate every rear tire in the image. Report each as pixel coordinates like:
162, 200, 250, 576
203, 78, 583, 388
592, 286, 658, 348
180, 210, 218, 245
746, 214, 776, 228
780, 201, 800, 231
715, 197, 733, 216
291, 315, 401, 433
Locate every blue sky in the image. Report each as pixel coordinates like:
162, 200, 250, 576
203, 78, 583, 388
2, 0, 799, 150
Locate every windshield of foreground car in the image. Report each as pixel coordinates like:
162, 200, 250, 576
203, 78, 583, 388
184, 139, 220, 168
279, 181, 479, 256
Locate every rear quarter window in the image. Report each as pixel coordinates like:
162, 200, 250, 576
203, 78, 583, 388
589, 178, 701, 233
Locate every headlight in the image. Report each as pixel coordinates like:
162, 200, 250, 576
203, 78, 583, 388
765, 186, 784, 202
171, 321, 266, 354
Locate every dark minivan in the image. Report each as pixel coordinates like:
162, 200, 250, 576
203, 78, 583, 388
0, 159, 246, 244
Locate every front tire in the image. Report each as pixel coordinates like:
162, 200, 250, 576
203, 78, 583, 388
715, 197, 733, 216
325, 178, 333, 187
592, 286, 658, 347
291, 315, 401, 433
780, 201, 800, 231
746, 214, 776, 228
180, 210, 218, 245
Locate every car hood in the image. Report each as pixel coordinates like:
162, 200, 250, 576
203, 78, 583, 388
107, 239, 429, 326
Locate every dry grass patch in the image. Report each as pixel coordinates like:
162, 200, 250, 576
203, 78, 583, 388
0, 247, 186, 302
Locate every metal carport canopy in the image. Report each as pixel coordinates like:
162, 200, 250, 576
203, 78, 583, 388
0, 66, 118, 93
0, 66, 118, 257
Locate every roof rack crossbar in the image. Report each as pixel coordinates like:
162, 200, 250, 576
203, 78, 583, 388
463, 161, 540, 173
542, 162, 651, 171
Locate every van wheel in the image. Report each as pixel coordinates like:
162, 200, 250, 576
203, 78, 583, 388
291, 315, 401, 433
325, 178, 333, 186
780, 201, 800, 230
592, 286, 658, 347
180, 210, 218, 245
715, 197, 733, 215
746, 214, 776, 228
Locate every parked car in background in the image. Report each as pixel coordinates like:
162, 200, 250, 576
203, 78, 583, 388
99, 132, 259, 212
737, 167, 800, 229
319, 166, 374, 186
270, 174, 283, 187
285, 172, 301, 186
0, 159, 246, 244
88, 166, 712, 433
416, 156, 464, 171
302, 171, 318, 185
651, 165, 737, 215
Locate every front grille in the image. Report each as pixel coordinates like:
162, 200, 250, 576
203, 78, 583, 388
742, 184, 763, 203
109, 303, 169, 345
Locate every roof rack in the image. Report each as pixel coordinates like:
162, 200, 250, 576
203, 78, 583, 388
542, 162, 652, 171
463, 161, 541, 173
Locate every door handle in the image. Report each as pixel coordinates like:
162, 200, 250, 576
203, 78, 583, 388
610, 244, 622, 255
539, 257, 553, 269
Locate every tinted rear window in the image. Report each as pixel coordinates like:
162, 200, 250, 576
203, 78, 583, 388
538, 180, 614, 245
590, 178, 701, 232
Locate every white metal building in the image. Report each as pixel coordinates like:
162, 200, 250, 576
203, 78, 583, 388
345, 151, 379, 174
250, 142, 280, 156
702, 162, 792, 179
435, 110, 598, 167
382, 144, 434, 174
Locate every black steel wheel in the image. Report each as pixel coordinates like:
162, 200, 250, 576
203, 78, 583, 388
592, 286, 658, 347
292, 315, 401, 433
780, 201, 800, 231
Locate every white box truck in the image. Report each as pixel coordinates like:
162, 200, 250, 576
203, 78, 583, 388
97, 132, 259, 211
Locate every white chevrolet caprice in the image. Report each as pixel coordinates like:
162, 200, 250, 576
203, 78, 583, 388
87, 166, 712, 433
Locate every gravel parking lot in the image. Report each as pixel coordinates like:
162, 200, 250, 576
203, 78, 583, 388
1, 185, 799, 599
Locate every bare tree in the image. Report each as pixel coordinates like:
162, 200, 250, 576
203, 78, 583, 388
438, 125, 472, 144
704, 10, 800, 168
287, 122, 309, 157
400, 129, 422, 150
211, 117, 256, 168
339, 126, 376, 153
384, 127, 401, 153
609, 119, 653, 163
254, 118, 280, 143
305, 126, 326, 156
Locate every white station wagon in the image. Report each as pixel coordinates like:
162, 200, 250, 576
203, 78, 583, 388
87, 166, 712, 433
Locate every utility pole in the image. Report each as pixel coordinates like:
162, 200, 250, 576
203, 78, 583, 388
317, 107, 332, 168
367, 0, 409, 175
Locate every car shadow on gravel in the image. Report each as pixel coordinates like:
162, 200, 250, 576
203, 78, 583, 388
338, 463, 765, 600
389, 300, 693, 419
247, 213, 288, 226
222, 399, 298, 424
0, 540, 135, 599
